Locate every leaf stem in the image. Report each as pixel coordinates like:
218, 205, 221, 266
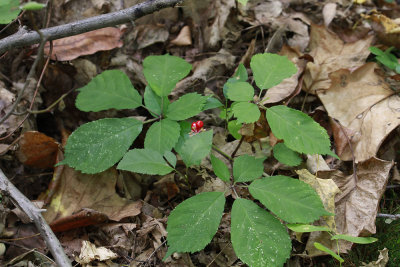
143, 117, 160, 124
212, 145, 232, 161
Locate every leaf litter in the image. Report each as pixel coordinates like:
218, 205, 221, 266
1, 0, 400, 266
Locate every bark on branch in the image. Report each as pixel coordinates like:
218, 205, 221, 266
0, 0, 184, 55
0, 168, 72, 267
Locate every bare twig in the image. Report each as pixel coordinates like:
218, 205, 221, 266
0, 168, 71, 267
0, 0, 184, 54
377, 213, 400, 220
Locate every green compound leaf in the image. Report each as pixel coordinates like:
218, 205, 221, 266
76, 70, 142, 112
232, 102, 260, 123
117, 148, 174, 175
0, 0, 20, 24
20, 1, 46, 10
165, 191, 225, 259
144, 119, 180, 154
266, 105, 335, 156
331, 234, 378, 244
210, 154, 230, 182
227, 120, 242, 140
165, 93, 206, 121
144, 86, 169, 117
249, 176, 331, 223
61, 118, 143, 174
314, 242, 344, 263
225, 82, 254, 102
287, 224, 331, 233
273, 142, 302, 166
231, 198, 291, 267
250, 53, 297, 90
143, 54, 192, 97
178, 130, 213, 167
233, 155, 265, 183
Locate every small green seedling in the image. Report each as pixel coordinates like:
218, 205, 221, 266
369, 46, 400, 74
61, 52, 346, 266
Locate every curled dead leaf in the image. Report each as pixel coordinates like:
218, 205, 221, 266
44, 27, 123, 61
170, 25, 192, 46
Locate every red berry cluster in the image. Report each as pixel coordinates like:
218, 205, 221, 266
191, 120, 204, 133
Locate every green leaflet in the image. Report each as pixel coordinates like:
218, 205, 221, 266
225, 82, 254, 102
117, 148, 174, 175
232, 102, 260, 123
20, 1, 46, 10
0, 0, 20, 24
314, 242, 344, 263
144, 119, 180, 154
227, 120, 242, 140
202, 96, 223, 111
231, 198, 291, 267
287, 224, 331, 233
223, 63, 248, 97
143, 54, 192, 97
331, 234, 378, 244
165, 93, 206, 121
165, 192, 225, 259
144, 86, 169, 117
210, 154, 230, 182
273, 142, 302, 166
178, 130, 213, 167
233, 155, 265, 182
250, 53, 297, 90
60, 118, 143, 174
76, 70, 142, 112
266, 105, 335, 156
249, 176, 331, 223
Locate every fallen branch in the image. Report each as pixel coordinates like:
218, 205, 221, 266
0, 168, 72, 267
0, 0, 184, 54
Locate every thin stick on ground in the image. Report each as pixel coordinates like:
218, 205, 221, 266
0, 0, 184, 54
0, 168, 72, 267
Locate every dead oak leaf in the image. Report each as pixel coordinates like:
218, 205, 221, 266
43, 166, 142, 227
318, 63, 400, 162
303, 24, 373, 94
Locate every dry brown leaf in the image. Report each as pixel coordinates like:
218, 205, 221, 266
44, 27, 123, 61
16, 131, 59, 169
130, 24, 169, 50
43, 166, 142, 225
323, 3, 337, 27
303, 25, 373, 94
361, 248, 389, 267
318, 63, 400, 162
76, 240, 118, 265
363, 12, 400, 49
170, 25, 192, 46
306, 157, 393, 256
262, 46, 305, 104
204, 0, 235, 47
0, 87, 24, 137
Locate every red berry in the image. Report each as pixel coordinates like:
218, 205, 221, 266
191, 120, 204, 133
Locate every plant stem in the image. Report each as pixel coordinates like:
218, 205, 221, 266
231, 136, 244, 158
143, 117, 160, 124
212, 145, 232, 161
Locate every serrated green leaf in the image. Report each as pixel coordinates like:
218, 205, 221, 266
165, 93, 206, 120
178, 130, 213, 167
163, 151, 177, 168
273, 142, 302, 166
165, 192, 225, 258
314, 242, 344, 263
20, 1, 46, 10
144, 86, 169, 117
143, 54, 192, 97
76, 70, 142, 112
249, 176, 331, 223
232, 102, 260, 123
227, 120, 242, 139
250, 53, 297, 90
117, 148, 173, 175
210, 154, 230, 182
0, 0, 20, 24
233, 155, 265, 182
231, 198, 291, 267
287, 224, 331, 233
331, 234, 378, 244
225, 82, 254, 102
144, 119, 180, 154
266, 105, 334, 156
61, 118, 143, 174
203, 96, 223, 110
